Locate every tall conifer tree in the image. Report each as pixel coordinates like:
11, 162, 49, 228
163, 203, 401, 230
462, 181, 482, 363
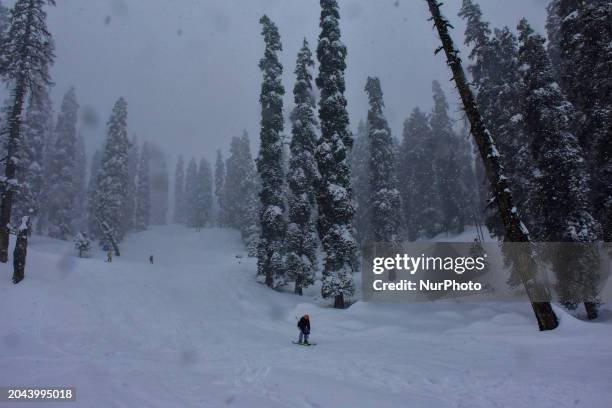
214, 150, 225, 226
315, 0, 357, 308
552, 0, 612, 242
286, 39, 318, 295
365, 77, 401, 243
133, 141, 150, 231
174, 155, 185, 224
47, 87, 79, 240
93, 97, 130, 246
431, 81, 470, 234
183, 157, 198, 227
459, 1, 535, 237
351, 120, 371, 244
518, 19, 601, 317
125, 135, 138, 230
13, 86, 53, 225
86, 149, 102, 236
256, 15, 286, 287
0, 0, 56, 261
398, 108, 440, 240
73, 132, 87, 232
194, 158, 213, 230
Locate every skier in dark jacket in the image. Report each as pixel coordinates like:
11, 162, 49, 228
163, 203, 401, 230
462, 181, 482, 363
297, 314, 310, 344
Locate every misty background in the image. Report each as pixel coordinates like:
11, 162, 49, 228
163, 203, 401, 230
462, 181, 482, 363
13, 0, 546, 163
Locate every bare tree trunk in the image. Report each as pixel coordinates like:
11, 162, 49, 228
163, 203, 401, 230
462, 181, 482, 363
425, 0, 558, 331
584, 302, 598, 320
265, 247, 273, 287
12, 217, 30, 284
334, 294, 345, 309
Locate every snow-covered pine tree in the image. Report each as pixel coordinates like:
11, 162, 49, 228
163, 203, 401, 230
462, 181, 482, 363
431, 80, 470, 234
351, 120, 371, 244
72, 132, 87, 232
237, 133, 260, 256
174, 155, 185, 224
365, 77, 401, 244
485, 28, 536, 235
148, 142, 169, 225
517, 19, 601, 317
13, 85, 53, 226
0, 0, 56, 262
458, 0, 496, 228
93, 97, 130, 247
460, 2, 536, 238
183, 157, 198, 227
458, 0, 493, 86
256, 15, 286, 288
73, 231, 91, 258
86, 149, 102, 237
553, 0, 612, 243
133, 141, 150, 232
220, 134, 260, 251
459, 2, 541, 296
125, 135, 138, 230
315, 0, 357, 308
214, 150, 225, 226
242, 177, 260, 258
398, 108, 441, 240
286, 38, 318, 295
222, 136, 243, 229
47, 87, 79, 240
194, 158, 213, 230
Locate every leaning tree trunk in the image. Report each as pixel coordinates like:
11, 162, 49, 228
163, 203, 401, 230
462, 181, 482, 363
12, 217, 30, 284
425, 0, 558, 331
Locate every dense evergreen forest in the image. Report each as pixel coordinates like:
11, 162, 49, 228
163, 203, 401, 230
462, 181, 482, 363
0, 0, 609, 330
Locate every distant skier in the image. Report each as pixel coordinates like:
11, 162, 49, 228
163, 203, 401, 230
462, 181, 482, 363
106, 250, 113, 263
297, 314, 310, 345
149, 254, 154, 264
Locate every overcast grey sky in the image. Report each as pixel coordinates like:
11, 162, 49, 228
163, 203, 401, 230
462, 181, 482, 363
33, 0, 547, 164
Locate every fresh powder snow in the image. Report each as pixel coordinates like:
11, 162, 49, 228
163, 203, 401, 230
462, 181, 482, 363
1, 225, 611, 407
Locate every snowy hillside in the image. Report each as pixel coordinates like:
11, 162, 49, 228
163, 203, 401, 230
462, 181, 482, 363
1, 225, 611, 408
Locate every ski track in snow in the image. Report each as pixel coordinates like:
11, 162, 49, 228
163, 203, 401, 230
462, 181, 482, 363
0, 225, 611, 407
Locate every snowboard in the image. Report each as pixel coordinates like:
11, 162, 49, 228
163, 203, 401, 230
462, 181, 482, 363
292, 341, 316, 346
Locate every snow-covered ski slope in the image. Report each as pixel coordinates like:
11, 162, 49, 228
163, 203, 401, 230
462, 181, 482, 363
1, 225, 611, 407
